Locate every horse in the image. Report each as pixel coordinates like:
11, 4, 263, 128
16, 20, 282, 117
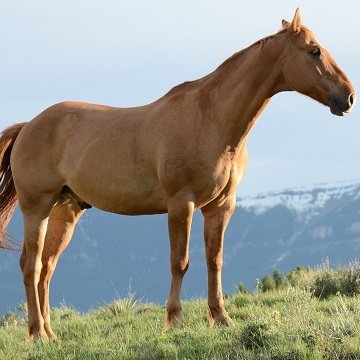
0, 8, 355, 340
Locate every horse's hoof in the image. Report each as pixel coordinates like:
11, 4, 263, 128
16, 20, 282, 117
165, 311, 186, 329
28, 330, 49, 341
207, 310, 233, 327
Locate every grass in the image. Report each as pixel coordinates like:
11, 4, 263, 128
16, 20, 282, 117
2, 262, 360, 359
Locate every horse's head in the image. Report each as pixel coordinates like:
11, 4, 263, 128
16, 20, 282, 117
280, 8, 355, 116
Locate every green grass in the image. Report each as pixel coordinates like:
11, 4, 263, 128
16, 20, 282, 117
2, 263, 360, 359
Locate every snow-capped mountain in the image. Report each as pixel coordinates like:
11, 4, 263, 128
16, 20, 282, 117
230, 179, 360, 272
0, 180, 360, 315
237, 180, 360, 222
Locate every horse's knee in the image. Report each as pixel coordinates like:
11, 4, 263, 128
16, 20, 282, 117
170, 256, 189, 277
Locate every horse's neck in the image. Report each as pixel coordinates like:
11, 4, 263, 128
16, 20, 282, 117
204, 36, 287, 151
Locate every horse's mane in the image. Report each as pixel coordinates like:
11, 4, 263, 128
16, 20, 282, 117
165, 25, 311, 97
218, 27, 289, 69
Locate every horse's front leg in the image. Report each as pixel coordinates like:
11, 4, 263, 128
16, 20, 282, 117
165, 199, 194, 328
201, 196, 235, 326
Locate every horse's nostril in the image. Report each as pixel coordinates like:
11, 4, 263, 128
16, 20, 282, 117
348, 93, 355, 106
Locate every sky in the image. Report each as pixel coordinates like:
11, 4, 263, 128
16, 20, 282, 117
0, 0, 359, 197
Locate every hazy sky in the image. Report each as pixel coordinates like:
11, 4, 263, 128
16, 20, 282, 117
0, 1, 359, 196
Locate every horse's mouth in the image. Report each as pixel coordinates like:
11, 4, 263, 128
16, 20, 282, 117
330, 94, 356, 116
330, 104, 347, 116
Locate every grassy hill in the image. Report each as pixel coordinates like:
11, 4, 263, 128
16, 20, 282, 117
2, 262, 360, 359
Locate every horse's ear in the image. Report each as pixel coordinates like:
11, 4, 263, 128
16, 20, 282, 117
290, 8, 301, 33
281, 19, 290, 28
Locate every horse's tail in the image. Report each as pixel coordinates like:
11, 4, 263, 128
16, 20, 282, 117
0, 122, 27, 250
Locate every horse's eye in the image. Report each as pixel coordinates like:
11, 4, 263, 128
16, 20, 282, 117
310, 48, 321, 57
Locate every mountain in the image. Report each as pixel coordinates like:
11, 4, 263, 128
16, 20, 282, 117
1, 180, 360, 316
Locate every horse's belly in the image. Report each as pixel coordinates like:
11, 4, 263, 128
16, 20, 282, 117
98, 191, 168, 215
68, 176, 168, 216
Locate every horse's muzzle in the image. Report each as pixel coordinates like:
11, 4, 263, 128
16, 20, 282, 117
330, 93, 356, 116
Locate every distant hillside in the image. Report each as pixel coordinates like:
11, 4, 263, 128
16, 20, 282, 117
1, 180, 360, 315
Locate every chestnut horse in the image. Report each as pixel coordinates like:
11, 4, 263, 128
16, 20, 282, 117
0, 9, 355, 339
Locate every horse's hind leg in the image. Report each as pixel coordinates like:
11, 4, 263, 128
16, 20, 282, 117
19, 194, 57, 340
38, 195, 85, 339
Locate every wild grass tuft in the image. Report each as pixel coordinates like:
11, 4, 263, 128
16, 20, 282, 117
96, 291, 141, 319
258, 258, 360, 299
